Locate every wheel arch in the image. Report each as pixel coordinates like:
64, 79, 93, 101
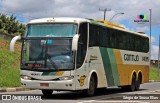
137, 71, 142, 83
129, 70, 137, 85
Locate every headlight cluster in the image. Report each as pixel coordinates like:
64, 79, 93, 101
21, 75, 74, 81
21, 75, 31, 80
59, 76, 74, 80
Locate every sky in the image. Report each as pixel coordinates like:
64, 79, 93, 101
0, 0, 159, 60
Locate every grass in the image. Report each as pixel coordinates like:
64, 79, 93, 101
149, 67, 160, 80
0, 38, 21, 87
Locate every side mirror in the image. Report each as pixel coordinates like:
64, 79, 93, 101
10, 36, 21, 52
72, 34, 79, 51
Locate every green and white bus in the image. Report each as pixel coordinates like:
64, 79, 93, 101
10, 17, 149, 96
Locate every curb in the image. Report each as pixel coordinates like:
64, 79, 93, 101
149, 80, 160, 82
0, 87, 33, 93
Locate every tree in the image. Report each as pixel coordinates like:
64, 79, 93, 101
0, 14, 26, 36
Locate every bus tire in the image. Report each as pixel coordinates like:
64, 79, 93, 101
84, 75, 97, 96
135, 74, 142, 91
121, 74, 136, 92
41, 90, 53, 97
129, 74, 136, 91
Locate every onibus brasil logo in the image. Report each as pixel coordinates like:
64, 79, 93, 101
134, 14, 149, 24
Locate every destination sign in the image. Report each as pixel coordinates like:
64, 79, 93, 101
25, 63, 43, 67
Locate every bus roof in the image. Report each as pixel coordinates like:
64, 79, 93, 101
28, 17, 90, 24
28, 17, 148, 38
96, 20, 148, 38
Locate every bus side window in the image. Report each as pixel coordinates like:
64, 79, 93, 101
76, 23, 88, 68
108, 29, 117, 48
89, 24, 99, 47
99, 27, 108, 47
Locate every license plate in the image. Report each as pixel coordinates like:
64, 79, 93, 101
40, 83, 49, 87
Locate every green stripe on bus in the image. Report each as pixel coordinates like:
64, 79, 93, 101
99, 47, 114, 86
107, 49, 120, 86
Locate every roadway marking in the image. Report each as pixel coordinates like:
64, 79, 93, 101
77, 100, 149, 103
77, 90, 159, 103
77, 100, 96, 103
95, 101, 149, 103
133, 90, 160, 94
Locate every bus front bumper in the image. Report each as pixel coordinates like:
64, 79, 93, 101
21, 79, 75, 90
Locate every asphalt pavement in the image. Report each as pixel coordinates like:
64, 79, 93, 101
0, 82, 160, 103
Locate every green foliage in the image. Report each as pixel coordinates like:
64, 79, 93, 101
0, 38, 21, 87
149, 67, 160, 80
0, 14, 26, 36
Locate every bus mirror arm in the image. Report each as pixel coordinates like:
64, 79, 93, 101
72, 34, 79, 51
10, 36, 21, 52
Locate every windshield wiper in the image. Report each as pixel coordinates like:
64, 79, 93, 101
31, 40, 45, 70
45, 39, 58, 70
46, 54, 58, 70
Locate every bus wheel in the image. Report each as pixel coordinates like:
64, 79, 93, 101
85, 75, 96, 96
135, 75, 142, 91
129, 74, 136, 91
122, 74, 136, 92
41, 90, 53, 97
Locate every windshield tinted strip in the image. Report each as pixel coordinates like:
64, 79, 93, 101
26, 23, 77, 37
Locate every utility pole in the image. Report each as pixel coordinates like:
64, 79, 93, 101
149, 9, 152, 61
99, 8, 111, 20
158, 34, 160, 76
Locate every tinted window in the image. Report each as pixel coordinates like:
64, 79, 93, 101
77, 23, 88, 68
88, 24, 149, 53
89, 24, 99, 46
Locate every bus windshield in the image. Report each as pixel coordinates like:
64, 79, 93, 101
21, 38, 74, 71
26, 23, 77, 37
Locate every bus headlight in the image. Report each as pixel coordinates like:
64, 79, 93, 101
59, 76, 74, 80
21, 75, 31, 80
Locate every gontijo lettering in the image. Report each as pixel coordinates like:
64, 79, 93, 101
124, 54, 139, 61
